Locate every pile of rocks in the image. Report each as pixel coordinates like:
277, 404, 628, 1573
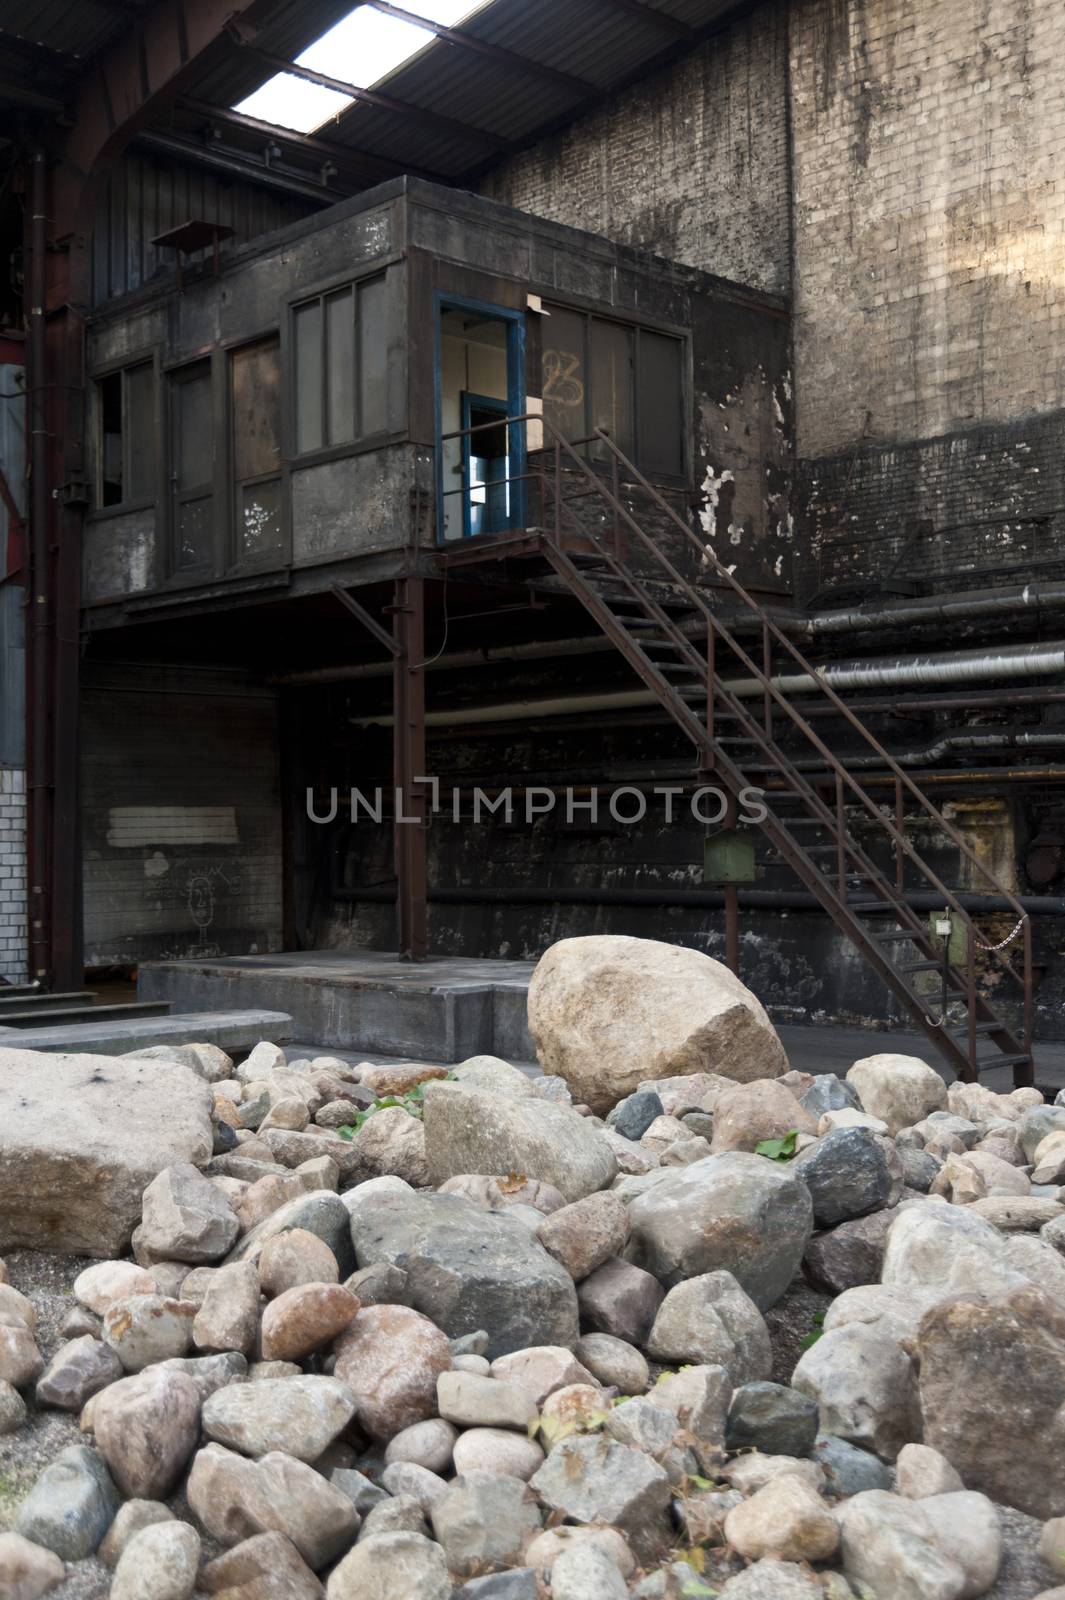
1, 933, 1064, 1599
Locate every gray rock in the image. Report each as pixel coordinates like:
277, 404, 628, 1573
430, 1470, 541, 1577
423, 1080, 617, 1202
381, 1460, 449, 1510
607, 1092, 665, 1142
102, 1294, 195, 1371
551, 1543, 629, 1600
530, 1436, 671, 1559
35, 1335, 122, 1411
384, 1417, 457, 1474
0, 1533, 65, 1598
92, 1366, 203, 1501
803, 1206, 898, 1294
111, 1521, 201, 1600
809, 1431, 894, 1496
799, 1075, 861, 1119
328, 1531, 451, 1600
437, 1370, 536, 1430
159, 1350, 247, 1400
226, 1189, 355, 1276
792, 1320, 920, 1462
357, 1494, 426, 1542
576, 1257, 664, 1345
0, 1377, 26, 1435
197, 1531, 321, 1598
0, 1048, 214, 1257
1017, 1106, 1065, 1163
453, 1573, 539, 1600
344, 1262, 411, 1307
574, 1333, 650, 1394
837, 1488, 1000, 1600
727, 1382, 819, 1458
898, 1145, 942, 1193
139, 1163, 240, 1263
202, 1375, 357, 1462
792, 1128, 896, 1228
349, 1189, 578, 1358
624, 1152, 814, 1309
645, 1270, 771, 1385
718, 1560, 825, 1598
187, 1442, 359, 1569
191, 1260, 260, 1356
15, 1443, 120, 1560
330, 1467, 389, 1515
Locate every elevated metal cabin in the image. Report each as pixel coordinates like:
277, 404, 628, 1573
82, 177, 792, 618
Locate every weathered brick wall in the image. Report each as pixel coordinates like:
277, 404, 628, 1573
479, 2, 792, 296
791, 0, 1065, 458
0, 769, 27, 984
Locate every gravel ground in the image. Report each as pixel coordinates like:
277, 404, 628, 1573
0, 1246, 1060, 1598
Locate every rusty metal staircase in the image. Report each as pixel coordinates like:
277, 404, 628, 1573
445, 411, 1035, 1085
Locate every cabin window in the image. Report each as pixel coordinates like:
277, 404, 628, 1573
541, 305, 685, 480
231, 337, 282, 562
96, 361, 156, 508
293, 275, 388, 454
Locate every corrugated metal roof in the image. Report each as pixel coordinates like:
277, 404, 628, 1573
0, 0, 141, 63
188, 0, 743, 183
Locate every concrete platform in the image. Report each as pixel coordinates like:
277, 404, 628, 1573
0, 1009, 293, 1056
138, 952, 535, 1062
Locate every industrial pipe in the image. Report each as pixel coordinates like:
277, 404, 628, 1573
274, 583, 1065, 686
27, 147, 49, 985
335, 882, 1065, 916
348, 641, 1065, 729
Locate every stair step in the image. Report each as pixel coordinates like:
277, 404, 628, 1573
900, 959, 947, 973
874, 928, 922, 942
979, 1053, 1031, 1072
948, 1021, 1008, 1038
0, 1001, 171, 1028
0, 990, 94, 1011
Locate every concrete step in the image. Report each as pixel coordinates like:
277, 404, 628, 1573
0, 1009, 293, 1057
0, 990, 95, 1012
0, 1000, 171, 1028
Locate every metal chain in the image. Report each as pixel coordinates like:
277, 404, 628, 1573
971, 914, 1028, 953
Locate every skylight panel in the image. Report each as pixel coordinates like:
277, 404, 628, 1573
234, 1, 490, 136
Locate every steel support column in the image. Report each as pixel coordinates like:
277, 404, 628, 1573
392, 576, 428, 960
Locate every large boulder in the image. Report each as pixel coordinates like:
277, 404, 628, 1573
624, 1152, 813, 1309
0, 1048, 213, 1256
527, 936, 787, 1114
422, 1082, 616, 1202
845, 1054, 947, 1136
350, 1189, 579, 1357
917, 1284, 1065, 1519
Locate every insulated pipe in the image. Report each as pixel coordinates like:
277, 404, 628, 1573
274, 583, 1065, 686
348, 641, 1065, 728
27, 148, 49, 985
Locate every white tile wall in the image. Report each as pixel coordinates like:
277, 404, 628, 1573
0, 768, 27, 983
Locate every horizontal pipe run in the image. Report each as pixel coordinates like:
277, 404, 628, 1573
273, 582, 1065, 686
335, 883, 1065, 916
347, 641, 1065, 728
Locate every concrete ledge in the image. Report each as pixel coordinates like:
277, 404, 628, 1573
0, 1009, 293, 1056
139, 952, 536, 1061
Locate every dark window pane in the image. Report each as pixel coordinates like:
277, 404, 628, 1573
541, 305, 586, 444
239, 478, 282, 558
326, 287, 355, 445
125, 362, 156, 501
99, 372, 122, 506
177, 495, 212, 568
638, 331, 684, 478
294, 299, 323, 454
358, 275, 388, 436
589, 317, 634, 459
232, 339, 280, 482
175, 366, 211, 492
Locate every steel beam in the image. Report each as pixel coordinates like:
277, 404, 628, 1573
240, 44, 512, 153
585, 0, 698, 40
363, 1, 595, 97
178, 97, 432, 183
391, 576, 428, 961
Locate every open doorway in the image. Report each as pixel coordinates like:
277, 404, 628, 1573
437, 298, 524, 541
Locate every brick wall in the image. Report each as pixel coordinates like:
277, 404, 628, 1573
479, 2, 792, 296
790, 0, 1065, 458
0, 768, 27, 984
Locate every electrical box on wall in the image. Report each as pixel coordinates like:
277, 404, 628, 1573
703, 830, 757, 885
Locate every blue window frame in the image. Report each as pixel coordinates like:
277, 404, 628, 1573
435, 292, 525, 543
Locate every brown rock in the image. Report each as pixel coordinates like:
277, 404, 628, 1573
710, 1078, 819, 1154
576, 1257, 664, 1346
803, 1208, 898, 1294
724, 1473, 839, 1563
333, 1305, 451, 1441
359, 1063, 449, 1097
0, 1531, 65, 1599
186, 1443, 359, 1569
192, 1261, 260, 1355
200, 1530, 322, 1597
260, 1283, 360, 1362
918, 1284, 1065, 1518
258, 1230, 339, 1296
536, 1192, 630, 1282
91, 1366, 202, 1499
490, 1346, 598, 1407
0, 1324, 42, 1389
